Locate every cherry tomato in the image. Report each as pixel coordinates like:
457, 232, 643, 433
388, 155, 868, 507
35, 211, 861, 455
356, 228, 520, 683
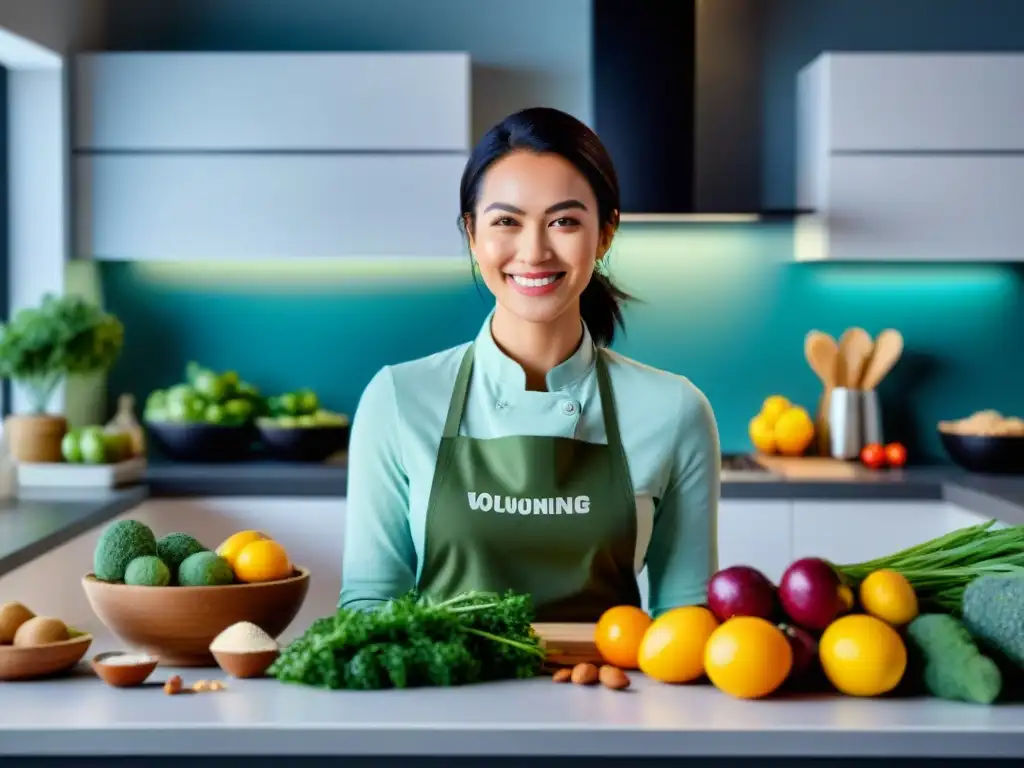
860, 443, 886, 470
884, 442, 908, 468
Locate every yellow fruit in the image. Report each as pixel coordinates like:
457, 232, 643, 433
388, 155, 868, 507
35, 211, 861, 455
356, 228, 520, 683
748, 414, 777, 455
819, 614, 907, 697
637, 605, 720, 684
858, 570, 919, 626
760, 396, 791, 427
704, 617, 793, 699
216, 530, 269, 569
233, 539, 293, 583
774, 407, 815, 456
594, 605, 653, 670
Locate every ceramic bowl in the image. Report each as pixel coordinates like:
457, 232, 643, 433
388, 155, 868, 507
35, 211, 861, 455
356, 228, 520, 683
0, 631, 93, 681
81, 567, 309, 666
939, 431, 1024, 474
145, 421, 258, 462
91, 651, 159, 687
256, 423, 349, 462
211, 648, 280, 679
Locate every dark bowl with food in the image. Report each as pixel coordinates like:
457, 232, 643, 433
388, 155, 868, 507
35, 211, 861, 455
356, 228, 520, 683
257, 422, 349, 463
938, 430, 1024, 474
145, 421, 258, 462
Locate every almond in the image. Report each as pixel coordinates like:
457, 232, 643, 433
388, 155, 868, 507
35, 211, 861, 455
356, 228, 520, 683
599, 665, 631, 690
552, 668, 572, 684
570, 662, 599, 685
163, 675, 183, 695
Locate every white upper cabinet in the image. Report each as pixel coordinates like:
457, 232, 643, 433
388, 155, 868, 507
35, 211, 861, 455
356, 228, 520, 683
72, 53, 471, 260
74, 52, 471, 152
796, 53, 1024, 262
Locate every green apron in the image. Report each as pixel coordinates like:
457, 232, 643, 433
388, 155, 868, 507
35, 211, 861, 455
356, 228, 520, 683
417, 342, 642, 622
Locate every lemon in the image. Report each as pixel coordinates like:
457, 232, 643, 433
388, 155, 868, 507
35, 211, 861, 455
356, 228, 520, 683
748, 414, 777, 454
774, 407, 815, 456
760, 396, 791, 427
859, 570, 919, 626
819, 614, 907, 697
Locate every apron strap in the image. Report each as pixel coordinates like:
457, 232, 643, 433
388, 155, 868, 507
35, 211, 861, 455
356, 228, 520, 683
442, 343, 476, 439
595, 349, 626, 455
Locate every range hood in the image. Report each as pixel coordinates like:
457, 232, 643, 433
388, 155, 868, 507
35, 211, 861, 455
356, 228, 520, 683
591, 0, 772, 222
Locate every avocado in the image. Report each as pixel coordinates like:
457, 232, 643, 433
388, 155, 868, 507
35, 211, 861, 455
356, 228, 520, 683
124, 555, 172, 587
93, 519, 158, 582
177, 551, 234, 587
156, 532, 205, 576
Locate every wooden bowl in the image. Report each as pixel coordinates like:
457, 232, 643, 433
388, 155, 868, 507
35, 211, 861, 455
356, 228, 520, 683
0, 632, 93, 681
91, 651, 159, 687
81, 567, 310, 667
211, 648, 279, 679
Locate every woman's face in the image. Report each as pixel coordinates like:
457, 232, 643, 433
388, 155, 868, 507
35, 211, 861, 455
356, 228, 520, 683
467, 151, 610, 327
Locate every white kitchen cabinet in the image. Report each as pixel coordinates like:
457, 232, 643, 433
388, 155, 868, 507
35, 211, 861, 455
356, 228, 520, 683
76, 153, 467, 260
798, 155, 1024, 262
717, 500, 793, 584
74, 53, 471, 152
798, 53, 1024, 153
796, 52, 1024, 262
790, 500, 984, 566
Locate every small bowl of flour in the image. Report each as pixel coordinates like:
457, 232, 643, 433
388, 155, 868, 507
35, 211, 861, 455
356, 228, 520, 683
209, 621, 280, 679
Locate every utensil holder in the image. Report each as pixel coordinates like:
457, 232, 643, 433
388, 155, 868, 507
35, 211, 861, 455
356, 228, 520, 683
828, 388, 884, 460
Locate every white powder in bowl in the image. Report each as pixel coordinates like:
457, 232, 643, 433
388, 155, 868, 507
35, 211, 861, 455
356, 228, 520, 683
210, 621, 278, 653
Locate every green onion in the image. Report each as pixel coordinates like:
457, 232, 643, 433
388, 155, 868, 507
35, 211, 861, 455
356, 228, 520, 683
833, 520, 1024, 614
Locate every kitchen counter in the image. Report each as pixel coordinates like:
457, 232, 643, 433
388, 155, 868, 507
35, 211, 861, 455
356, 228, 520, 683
3, 461, 1024, 580
0, 664, 1021, 760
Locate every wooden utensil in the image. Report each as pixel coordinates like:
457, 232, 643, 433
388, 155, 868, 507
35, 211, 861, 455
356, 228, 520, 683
837, 327, 874, 389
804, 330, 839, 455
860, 329, 904, 391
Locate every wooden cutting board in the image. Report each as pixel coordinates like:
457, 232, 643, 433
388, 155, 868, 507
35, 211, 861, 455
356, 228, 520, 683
532, 622, 601, 666
755, 454, 868, 480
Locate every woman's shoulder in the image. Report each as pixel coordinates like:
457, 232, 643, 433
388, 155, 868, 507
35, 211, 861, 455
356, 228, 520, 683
357, 342, 471, 420
602, 348, 716, 432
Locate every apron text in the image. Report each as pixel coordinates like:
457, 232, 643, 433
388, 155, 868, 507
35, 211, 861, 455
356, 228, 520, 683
467, 492, 591, 516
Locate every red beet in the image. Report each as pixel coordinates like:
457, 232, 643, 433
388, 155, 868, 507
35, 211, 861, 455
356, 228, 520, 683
778, 558, 845, 630
779, 622, 818, 681
706, 565, 777, 622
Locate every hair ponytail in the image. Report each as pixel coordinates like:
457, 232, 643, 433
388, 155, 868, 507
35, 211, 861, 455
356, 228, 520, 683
580, 273, 631, 347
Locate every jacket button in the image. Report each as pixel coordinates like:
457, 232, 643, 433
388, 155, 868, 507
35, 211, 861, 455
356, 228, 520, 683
561, 401, 578, 416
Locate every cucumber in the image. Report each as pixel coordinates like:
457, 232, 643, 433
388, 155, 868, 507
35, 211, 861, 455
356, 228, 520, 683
906, 613, 1002, 705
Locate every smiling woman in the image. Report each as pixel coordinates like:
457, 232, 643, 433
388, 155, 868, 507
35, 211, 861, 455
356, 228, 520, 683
339, 107, 721, 623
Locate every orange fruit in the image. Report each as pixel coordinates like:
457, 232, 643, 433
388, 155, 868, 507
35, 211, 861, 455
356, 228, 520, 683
858, 570, 918, 626
704, 616, 792, 699
216, 530, 268, 569
637, 605, 719, 683
594, 605, 653, 669
233, 539, 292, 583
819, 614, 907, 697
774, 407, 815, 456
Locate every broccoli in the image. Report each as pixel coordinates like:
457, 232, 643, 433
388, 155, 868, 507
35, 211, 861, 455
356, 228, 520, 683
178, 551, 234, 587
962, 574, 1024, 668
156, 532, 205, 576
906, 613, 1002, 704
124, 555, 171, 587
93, 520, 157, 582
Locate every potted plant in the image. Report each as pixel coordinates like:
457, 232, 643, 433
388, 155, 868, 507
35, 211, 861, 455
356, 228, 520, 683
0, 294, 124, 462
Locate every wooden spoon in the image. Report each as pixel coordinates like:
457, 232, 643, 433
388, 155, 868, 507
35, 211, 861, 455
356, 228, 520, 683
837, 327, 874, 389
860, 329, 904, 391
804, 330, 839, 455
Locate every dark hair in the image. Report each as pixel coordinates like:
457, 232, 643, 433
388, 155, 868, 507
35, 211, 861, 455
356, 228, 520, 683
458, 106, 633, 347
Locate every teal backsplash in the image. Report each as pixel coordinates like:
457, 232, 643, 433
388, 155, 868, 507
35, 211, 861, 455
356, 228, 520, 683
97, 222, 1024, 462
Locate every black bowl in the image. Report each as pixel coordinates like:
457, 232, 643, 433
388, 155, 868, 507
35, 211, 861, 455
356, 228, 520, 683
257, 424, 349, 463
145, 421, 258, 462
938, 430, 1024, 474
